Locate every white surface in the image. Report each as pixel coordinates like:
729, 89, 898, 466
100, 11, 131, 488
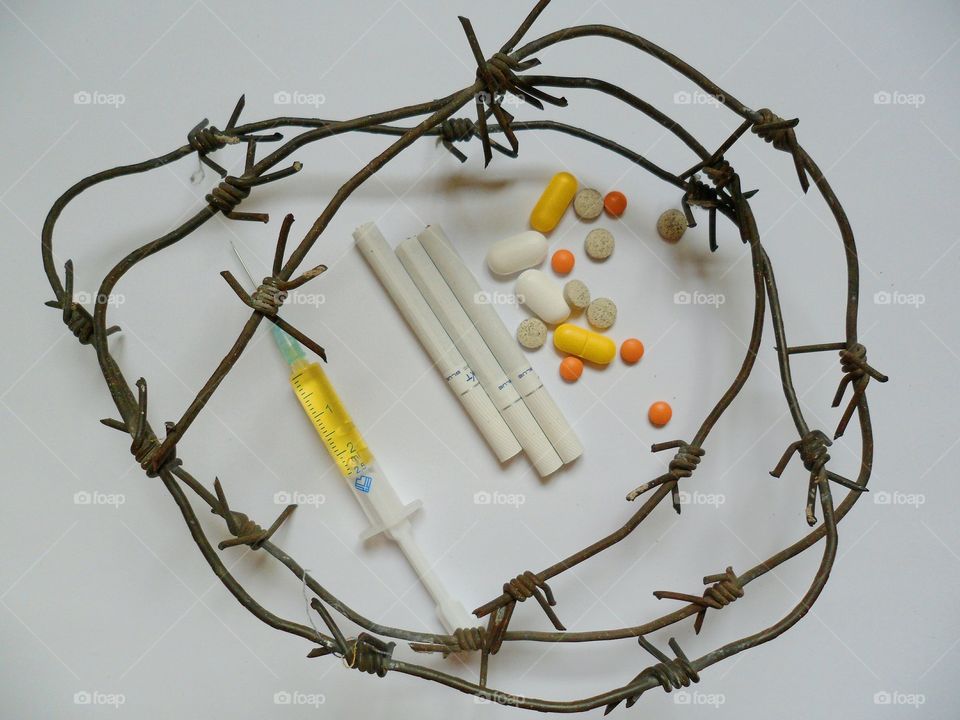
1, 1, 958, 718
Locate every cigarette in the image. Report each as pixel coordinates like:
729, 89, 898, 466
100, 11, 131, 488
396, 235, 563, 478
354, 221, 522, 464
418, 225, 583, 464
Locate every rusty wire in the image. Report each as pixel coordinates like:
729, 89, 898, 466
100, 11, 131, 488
40, 0, 885, 712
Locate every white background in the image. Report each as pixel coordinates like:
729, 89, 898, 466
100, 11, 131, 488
1, 1, 958, 718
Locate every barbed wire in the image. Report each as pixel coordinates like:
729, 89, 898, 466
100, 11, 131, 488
40, 0, 883, 713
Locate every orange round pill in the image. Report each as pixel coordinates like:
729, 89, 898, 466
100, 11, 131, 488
551, 249, 575, 274
559, 356, 584, 382
604, 191, 627, 217
648, 401, 672, 427
620, 338, 645, 364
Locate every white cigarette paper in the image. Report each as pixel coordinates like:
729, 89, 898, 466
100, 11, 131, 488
396, 236, 563, 478
418, 225, 583, 464
354, 221, 522, 464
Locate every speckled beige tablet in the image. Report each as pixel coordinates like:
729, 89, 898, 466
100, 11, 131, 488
584, 228, 615, 260
573, 188, 603, 220
586, 297, 617, 329
563, 279, 591, 310
517, 317, 548, 349
657, 208, 687, 243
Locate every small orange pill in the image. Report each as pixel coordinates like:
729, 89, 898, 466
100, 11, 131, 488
604, 191, 627, 217
559, 356, 584, 382
648, 401, 672, 427
620, 338, 644, 364
551, 249, 575, 274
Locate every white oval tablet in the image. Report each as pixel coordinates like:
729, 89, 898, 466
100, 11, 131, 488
486, 231, 548, 276
516, 269, 570, 325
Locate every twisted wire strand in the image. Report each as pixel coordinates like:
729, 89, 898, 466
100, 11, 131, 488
627, 441, 704, 514
45, 259, 120, 344
752, 108, 809, 192
654, 566, 743, 634
833, 343, 887, 438
605, 637, 699, 714
345, 633, 396, 677
770, 429, 861, 525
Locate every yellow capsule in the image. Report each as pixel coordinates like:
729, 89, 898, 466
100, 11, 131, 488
553, 323, 616, 365
530, 172, 578, 233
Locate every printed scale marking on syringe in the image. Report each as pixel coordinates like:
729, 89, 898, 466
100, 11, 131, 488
291, 371, 372, 491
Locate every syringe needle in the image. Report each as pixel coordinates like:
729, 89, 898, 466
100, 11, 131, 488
229, 240, 258, 287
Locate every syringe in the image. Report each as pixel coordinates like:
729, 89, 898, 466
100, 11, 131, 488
230, 246, 473, 634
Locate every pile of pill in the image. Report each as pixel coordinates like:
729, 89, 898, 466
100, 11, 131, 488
488, 171, 690, 427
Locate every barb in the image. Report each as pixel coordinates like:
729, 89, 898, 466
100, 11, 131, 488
220, 214, 327, 361
476, 570, 564, 655
627, 440, 704, 514
187, 95, 283, 178
771, 429, 865, 525
752, 108, 809, 193
344, 633, 396, 677
44, 259, 120, 344
654, 566, 743, 634
832, 343, 888, 438
458, 6, 565, 166
212, 477, 296, 550
100, 378, 179, 477
605, 636, 699, 714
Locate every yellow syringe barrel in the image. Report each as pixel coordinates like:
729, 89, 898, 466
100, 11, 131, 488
289, 362, 374, 480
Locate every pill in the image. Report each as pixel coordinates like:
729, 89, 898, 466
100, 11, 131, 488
516, 317, 548, 349
620, 338, 644, 364
657, 209, 687, 243
604, 191, 627, 217
554, 323, 616, 365
573, 188, 603, 220
559, 356, 584, 382
486, 230, 548, 276
530, 172, 578, 233
586, 297, 617, 329
516, 269, 570, 325
563, 279, 591, 310
648, 401, 672, 427
551, 249, 575, 274
585, 228, 615, 260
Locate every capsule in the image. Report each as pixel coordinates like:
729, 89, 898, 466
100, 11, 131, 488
516, 270, 569, 325
486, 230, 548, 276
530, 172, 577, 233
553, 323, 616, 365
